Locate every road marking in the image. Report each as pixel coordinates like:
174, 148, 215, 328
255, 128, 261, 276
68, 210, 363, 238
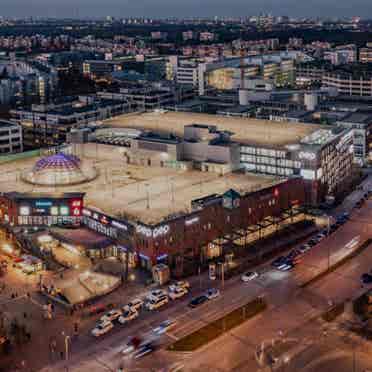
166, 332, 179, 341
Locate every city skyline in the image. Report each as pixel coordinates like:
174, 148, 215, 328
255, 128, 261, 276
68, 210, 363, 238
0, 0, 369, 19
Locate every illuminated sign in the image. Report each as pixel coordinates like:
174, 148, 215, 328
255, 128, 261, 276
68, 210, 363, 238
298, 152, 316, 161
60, 206, 69, 216
136, 225, 152, 237
19, 206, 30, 216
35, 201, 53, 207
83, 207, 131, 232
82, 208, 92, 217
185, 216, 199, 226
157, 254, 168, 261
72, 208, 81, 216
71, 200, 81, 207
111, 220, 128, 231
50, 206, 59, 216
35, 208, 47, 214
153, 225, 170, 238
136, 224, 170, 238
101, 216, 109, 225
300, 169, 316, 180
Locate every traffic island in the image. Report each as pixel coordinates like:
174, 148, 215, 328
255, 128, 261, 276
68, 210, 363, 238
168, 297, 267, 352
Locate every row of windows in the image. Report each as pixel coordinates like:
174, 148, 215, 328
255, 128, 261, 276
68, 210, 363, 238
241, 146, 286, 158
240, 154, 301, 168
18, 216, 80, 226
243, 162, 294, 176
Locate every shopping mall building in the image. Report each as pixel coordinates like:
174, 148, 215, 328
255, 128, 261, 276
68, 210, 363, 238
0, 111, 356, 274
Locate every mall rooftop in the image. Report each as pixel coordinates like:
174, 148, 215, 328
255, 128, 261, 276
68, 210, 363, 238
0, 143, 278, 224
104, 111, 326, 149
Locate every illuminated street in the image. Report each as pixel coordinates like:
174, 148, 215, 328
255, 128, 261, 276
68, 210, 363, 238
28, 177, 372, 372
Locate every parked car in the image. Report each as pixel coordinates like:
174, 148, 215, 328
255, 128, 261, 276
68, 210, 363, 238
299, 244, 311, 253
146, 289, 167, 301
153, 319, 177, 335
308, 239, 317, 247
118, 308, 139, 324
145, 295, 169, 311
205, 288, 220, 300
316, 232, 327, 240
286, 249, 302, 260
169, 281, 190, 292
361, 273, 372, 284
91, 320, 114, 337
124, 299, 143, 312
100, 309, 122, 323
241, 271, 259, 282
169, 286, 188, 300
188, 295, 208, 308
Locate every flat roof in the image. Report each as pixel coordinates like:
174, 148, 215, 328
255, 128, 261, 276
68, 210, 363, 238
104, 111, 325, 149
0, 143, 278, 224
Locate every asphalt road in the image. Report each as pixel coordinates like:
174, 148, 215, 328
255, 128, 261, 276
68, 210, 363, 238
36, 175, 372, 372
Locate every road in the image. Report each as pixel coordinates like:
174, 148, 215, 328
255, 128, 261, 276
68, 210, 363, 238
5, 173, 367, 372
40, 190, 372, 372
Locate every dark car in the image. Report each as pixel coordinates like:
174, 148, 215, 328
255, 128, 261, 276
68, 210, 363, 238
308, 239, 317, 247
188, 295, 208, 308
361, 273, 372, 284
287, 249, 302, 260
271, 256, 287, 267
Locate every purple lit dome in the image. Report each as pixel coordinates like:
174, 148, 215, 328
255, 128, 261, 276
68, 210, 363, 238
22, 152, 97, 186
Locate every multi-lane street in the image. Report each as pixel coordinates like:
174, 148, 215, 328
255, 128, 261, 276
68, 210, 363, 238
38, 176, 372, 372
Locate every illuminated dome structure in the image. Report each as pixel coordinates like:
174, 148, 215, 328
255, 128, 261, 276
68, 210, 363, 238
22, 153, 97, 186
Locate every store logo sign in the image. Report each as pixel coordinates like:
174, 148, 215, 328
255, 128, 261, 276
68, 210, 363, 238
299, 151, 316, 161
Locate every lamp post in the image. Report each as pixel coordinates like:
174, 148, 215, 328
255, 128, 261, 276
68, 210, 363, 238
61, 332, 70, 363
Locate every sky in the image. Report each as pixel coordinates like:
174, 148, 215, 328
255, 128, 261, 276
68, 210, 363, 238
0, 0, 368, 19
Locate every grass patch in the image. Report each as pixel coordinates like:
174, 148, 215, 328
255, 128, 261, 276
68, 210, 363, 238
168, 297, 267, 352
321, 302, 345, 322
300, 239, 371, 288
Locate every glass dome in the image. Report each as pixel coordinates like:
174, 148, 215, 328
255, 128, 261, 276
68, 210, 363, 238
22, 153, 97, 186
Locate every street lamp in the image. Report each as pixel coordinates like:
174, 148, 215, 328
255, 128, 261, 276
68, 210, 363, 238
61, 332, 70, 361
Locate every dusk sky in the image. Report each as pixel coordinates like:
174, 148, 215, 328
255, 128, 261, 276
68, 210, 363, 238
0, 0, 369, 18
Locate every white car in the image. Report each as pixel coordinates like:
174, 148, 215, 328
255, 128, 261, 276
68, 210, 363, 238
205, 288, 220, 300
277, 263, 293, 271
100, 309, 122, 323
153, 319, 177, 335
241, 271, 259, 282
146, 289, 167, 301
169, 280, 190, 292
124, 298, 144, 311
118, 308, 139, 324
145, 295, 169, 310
169, 286, 188, 300
91, 320, 114, 337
